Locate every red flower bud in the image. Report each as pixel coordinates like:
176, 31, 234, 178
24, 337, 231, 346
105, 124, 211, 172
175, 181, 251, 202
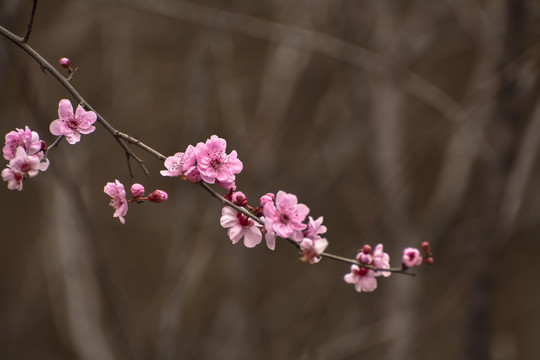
59, 57, 71, 68
148, 190, 168, 203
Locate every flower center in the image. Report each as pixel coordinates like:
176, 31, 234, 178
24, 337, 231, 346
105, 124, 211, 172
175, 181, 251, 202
109, 198, 120, 209
210, 153, 225, 170
21, 162, 31, 173
68, 116, 79, 129
354, 266, 369, 277
279, 213, 291, 223
236, 212, 253, 227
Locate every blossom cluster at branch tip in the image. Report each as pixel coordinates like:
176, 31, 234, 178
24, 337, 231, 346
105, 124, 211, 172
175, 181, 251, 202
50, 99, 96, 144
402, 247, 423, 268
161, 135, 242, 190
2, 126, 49, 191
344, 244, 391, 293
104, 180, 168, 223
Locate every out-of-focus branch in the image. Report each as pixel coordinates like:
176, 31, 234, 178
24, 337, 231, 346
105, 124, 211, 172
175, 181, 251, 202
86, 0, 463, 125
421, 0, 507, 239
497, 63, 540, 234
22, 0, 38, 43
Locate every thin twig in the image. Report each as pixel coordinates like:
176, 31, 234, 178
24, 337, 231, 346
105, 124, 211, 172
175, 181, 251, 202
0, 24, 150, 175
22, 0, 38, 43
43, 135, 63, 159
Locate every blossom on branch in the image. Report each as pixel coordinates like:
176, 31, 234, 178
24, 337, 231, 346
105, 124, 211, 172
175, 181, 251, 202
220, 206, 262, 248
3, 126, 44, 160
299, 237, 328, 264
402, 247, 423, 268
343, 244, 391, 292
160, 145, 200, 182
195, 135, 242, 189
344, 265, 378, 292
104, 180, 128, 224
50, 99, 96, 144
372, 244, 391, 277
2, 146, 49, 191
262, 191, 310, 250
1, 168, 23, 191
303, 216, 327, 240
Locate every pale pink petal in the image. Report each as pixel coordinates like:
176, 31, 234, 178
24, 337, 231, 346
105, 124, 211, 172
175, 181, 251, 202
358, 275, 378, 292
65, 131, 81, 144
58, 99, 74, 120
220, 207, 239, 228
264, 230, 276, 250
243, 227, 262, 248
49, 120, 63, 136
228, 225, 243, 244
77, 125, 96, 135
75, 105, 97, 125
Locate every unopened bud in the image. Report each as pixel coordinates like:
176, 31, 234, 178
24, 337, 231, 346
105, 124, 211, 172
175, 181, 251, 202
39, 140, 47, 152
148, 189, 168, 203
130, 183, 145, 198
421, 241, 432, 256
362, 244, 372, 254
233, 191, 248, 206
259, 193, 275, 207
59, 57, 71, 69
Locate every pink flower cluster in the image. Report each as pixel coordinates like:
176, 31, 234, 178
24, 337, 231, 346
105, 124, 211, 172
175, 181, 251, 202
2, 126, 49, 191
2, 100, 97, 191
104, 181, 169, 224
344, 244, 391, 293
219, 190, 328, 263
161, 135, 243, 190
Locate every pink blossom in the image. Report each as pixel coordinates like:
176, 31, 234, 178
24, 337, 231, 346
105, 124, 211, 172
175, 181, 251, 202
220, 206, 262, 248
303, 216, 327, 240
372, 244, 391, 277
50, 99, 96, 144
1, 167, 24, 191
194, 135, 243, 189
344, 265, 378, 292
160, 145, 200, 182
262, 191, 310, 249
2, 147, 49, 191
3, 126, 43, 160
130, 183, 145, 198
9, 146, 49, 178
148, 190, 168, 203
402, 247, 423, 268
299, 237, 328, 264
104, 180, 128, 224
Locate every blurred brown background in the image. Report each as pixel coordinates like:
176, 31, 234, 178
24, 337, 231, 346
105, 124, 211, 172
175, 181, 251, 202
1, 0, 540, 359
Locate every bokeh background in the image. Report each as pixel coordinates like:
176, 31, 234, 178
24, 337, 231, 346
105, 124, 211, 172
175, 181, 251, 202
1, 0, 540, 359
